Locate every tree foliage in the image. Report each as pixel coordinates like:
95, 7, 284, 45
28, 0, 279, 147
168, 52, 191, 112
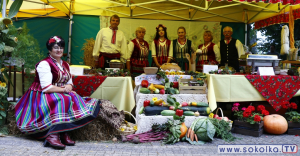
257, 19, 300, 54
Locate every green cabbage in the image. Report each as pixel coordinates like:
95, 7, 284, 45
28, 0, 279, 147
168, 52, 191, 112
186, 118, 215, 145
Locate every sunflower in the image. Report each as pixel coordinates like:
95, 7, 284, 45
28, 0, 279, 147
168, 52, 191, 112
152, 97, 158, 102
209, 113, 214, 118
133, 125, 137, 131
190, 76, 194, 80
0, 83, 6, 87
120, 128, 125, 131
0, 68, 4, 72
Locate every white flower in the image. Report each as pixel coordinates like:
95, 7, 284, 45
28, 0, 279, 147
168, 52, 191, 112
53, 36, 61, 43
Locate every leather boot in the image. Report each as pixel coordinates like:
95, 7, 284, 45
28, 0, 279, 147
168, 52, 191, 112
44, 133, 65, 149
60, 132, 75, 146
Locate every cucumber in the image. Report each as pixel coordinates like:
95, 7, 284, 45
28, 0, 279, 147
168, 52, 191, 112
139, 106, 144, 114
196, 102, 209, 107
140, 87, 151, 94
183, 111, 194, 116
161, 110, 176, 116
181, 106, 210, 116
144, 106, 169, 116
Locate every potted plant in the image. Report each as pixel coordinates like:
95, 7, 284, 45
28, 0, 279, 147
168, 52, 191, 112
231, 103, 269, 137
282, 102, 300, 135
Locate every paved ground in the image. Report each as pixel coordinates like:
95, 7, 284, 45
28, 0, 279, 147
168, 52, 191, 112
0, 133, 300, 156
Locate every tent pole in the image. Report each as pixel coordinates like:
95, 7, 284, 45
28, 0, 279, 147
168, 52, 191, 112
244, 9, 248, 46
2, 0, 7, 17
68, 13, 73, 63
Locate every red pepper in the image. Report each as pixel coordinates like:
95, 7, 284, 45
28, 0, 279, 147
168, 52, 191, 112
176, 109, 184, 116
173, 81, 179, 88
141, 80, 149, 88
143, 100, 150, 107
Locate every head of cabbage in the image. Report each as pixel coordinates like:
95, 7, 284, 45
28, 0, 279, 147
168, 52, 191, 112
186, 118, 216, 145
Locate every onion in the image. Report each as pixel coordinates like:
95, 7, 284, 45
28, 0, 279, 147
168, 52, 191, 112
194, 111, 200, 117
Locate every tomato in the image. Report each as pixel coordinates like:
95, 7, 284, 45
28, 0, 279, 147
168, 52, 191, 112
143, 100, 150, 107
173, 81, 179, 88
176, 109, 184, 116
141, 80, 149, 88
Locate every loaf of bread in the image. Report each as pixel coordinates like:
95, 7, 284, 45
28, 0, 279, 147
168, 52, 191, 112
160, 63, 181, 71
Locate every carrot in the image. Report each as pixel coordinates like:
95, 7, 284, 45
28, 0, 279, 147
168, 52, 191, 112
194, 134, 198, 142
190, 130, 194, 141
187, 128, 191, 138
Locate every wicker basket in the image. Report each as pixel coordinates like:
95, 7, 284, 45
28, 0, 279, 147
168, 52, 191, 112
216, 107, 232, 131
117, 111, 137, 136
109, 62, 124, 69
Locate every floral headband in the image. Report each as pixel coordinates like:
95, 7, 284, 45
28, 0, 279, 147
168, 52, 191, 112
48, 36, 61, 44
156, 24, 166, 30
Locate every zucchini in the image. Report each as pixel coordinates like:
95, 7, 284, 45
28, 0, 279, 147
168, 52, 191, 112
190, 102, 209, 107
183, 111, 194, 116
161, 110, 176, 116
140, 87, 151, 94
144, 106, 169, 116
139, 106, 144, 114
181, 106, 210, 116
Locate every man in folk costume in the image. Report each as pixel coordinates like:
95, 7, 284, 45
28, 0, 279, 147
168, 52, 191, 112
173, 26, 196, 71
196, 30, 220, 72
93, 14, 127, 68
218, 26, 244, 72
152, 24, 173, 67
127, 26, 149, 78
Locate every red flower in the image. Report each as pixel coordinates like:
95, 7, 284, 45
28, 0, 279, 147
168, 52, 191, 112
257, 105, 265, 112
254, 115, 261, 122
248, 106, 255, 111
243, 108, 252, 118
262, 110, 269, 116
291, 102, 298, 110
49, 38, 56, 44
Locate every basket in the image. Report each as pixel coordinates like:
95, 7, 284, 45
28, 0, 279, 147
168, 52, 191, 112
216, 107, 232, 131
117, 111, 137, 136
109, 62, 124, 69
143, 67, 158, 75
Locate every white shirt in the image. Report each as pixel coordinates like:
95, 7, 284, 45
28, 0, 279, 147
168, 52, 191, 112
151, 40, 173, 59
198, 43, 221, 63
92, 27, 127, 62
217, 39, 245, 58
36, 59, 72, 92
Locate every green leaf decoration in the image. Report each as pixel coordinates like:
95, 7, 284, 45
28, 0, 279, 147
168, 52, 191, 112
0, 111, 6, 118
8, 0, 24, 18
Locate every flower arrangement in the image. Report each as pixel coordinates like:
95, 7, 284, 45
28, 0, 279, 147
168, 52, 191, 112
90, 68, 130, 77
283, 102, 300, 123
232, 103, 269, 124
209, 69, 236, 75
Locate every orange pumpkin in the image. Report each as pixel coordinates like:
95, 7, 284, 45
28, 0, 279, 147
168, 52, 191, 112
263, 114, 288, 134
180, 122, 188, 139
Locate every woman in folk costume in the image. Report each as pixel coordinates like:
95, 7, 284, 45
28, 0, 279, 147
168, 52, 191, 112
151, 24, 173, 67
127, 26, 149, 78
196, 30, 220, 72
15, 36, 124, 150
173, 26, 196, 71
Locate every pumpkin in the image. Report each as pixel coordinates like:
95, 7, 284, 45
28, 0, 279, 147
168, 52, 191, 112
180, 122, 188, 139
263, 114, 288, 134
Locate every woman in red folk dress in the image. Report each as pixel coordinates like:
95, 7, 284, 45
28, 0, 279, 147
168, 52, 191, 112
127, 26, 149, 78
151, 24, 173, 67
15, 36, 101, 150
196, 30, 220, 72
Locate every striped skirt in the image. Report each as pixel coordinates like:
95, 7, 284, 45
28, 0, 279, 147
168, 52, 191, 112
15, 90, 100, 139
